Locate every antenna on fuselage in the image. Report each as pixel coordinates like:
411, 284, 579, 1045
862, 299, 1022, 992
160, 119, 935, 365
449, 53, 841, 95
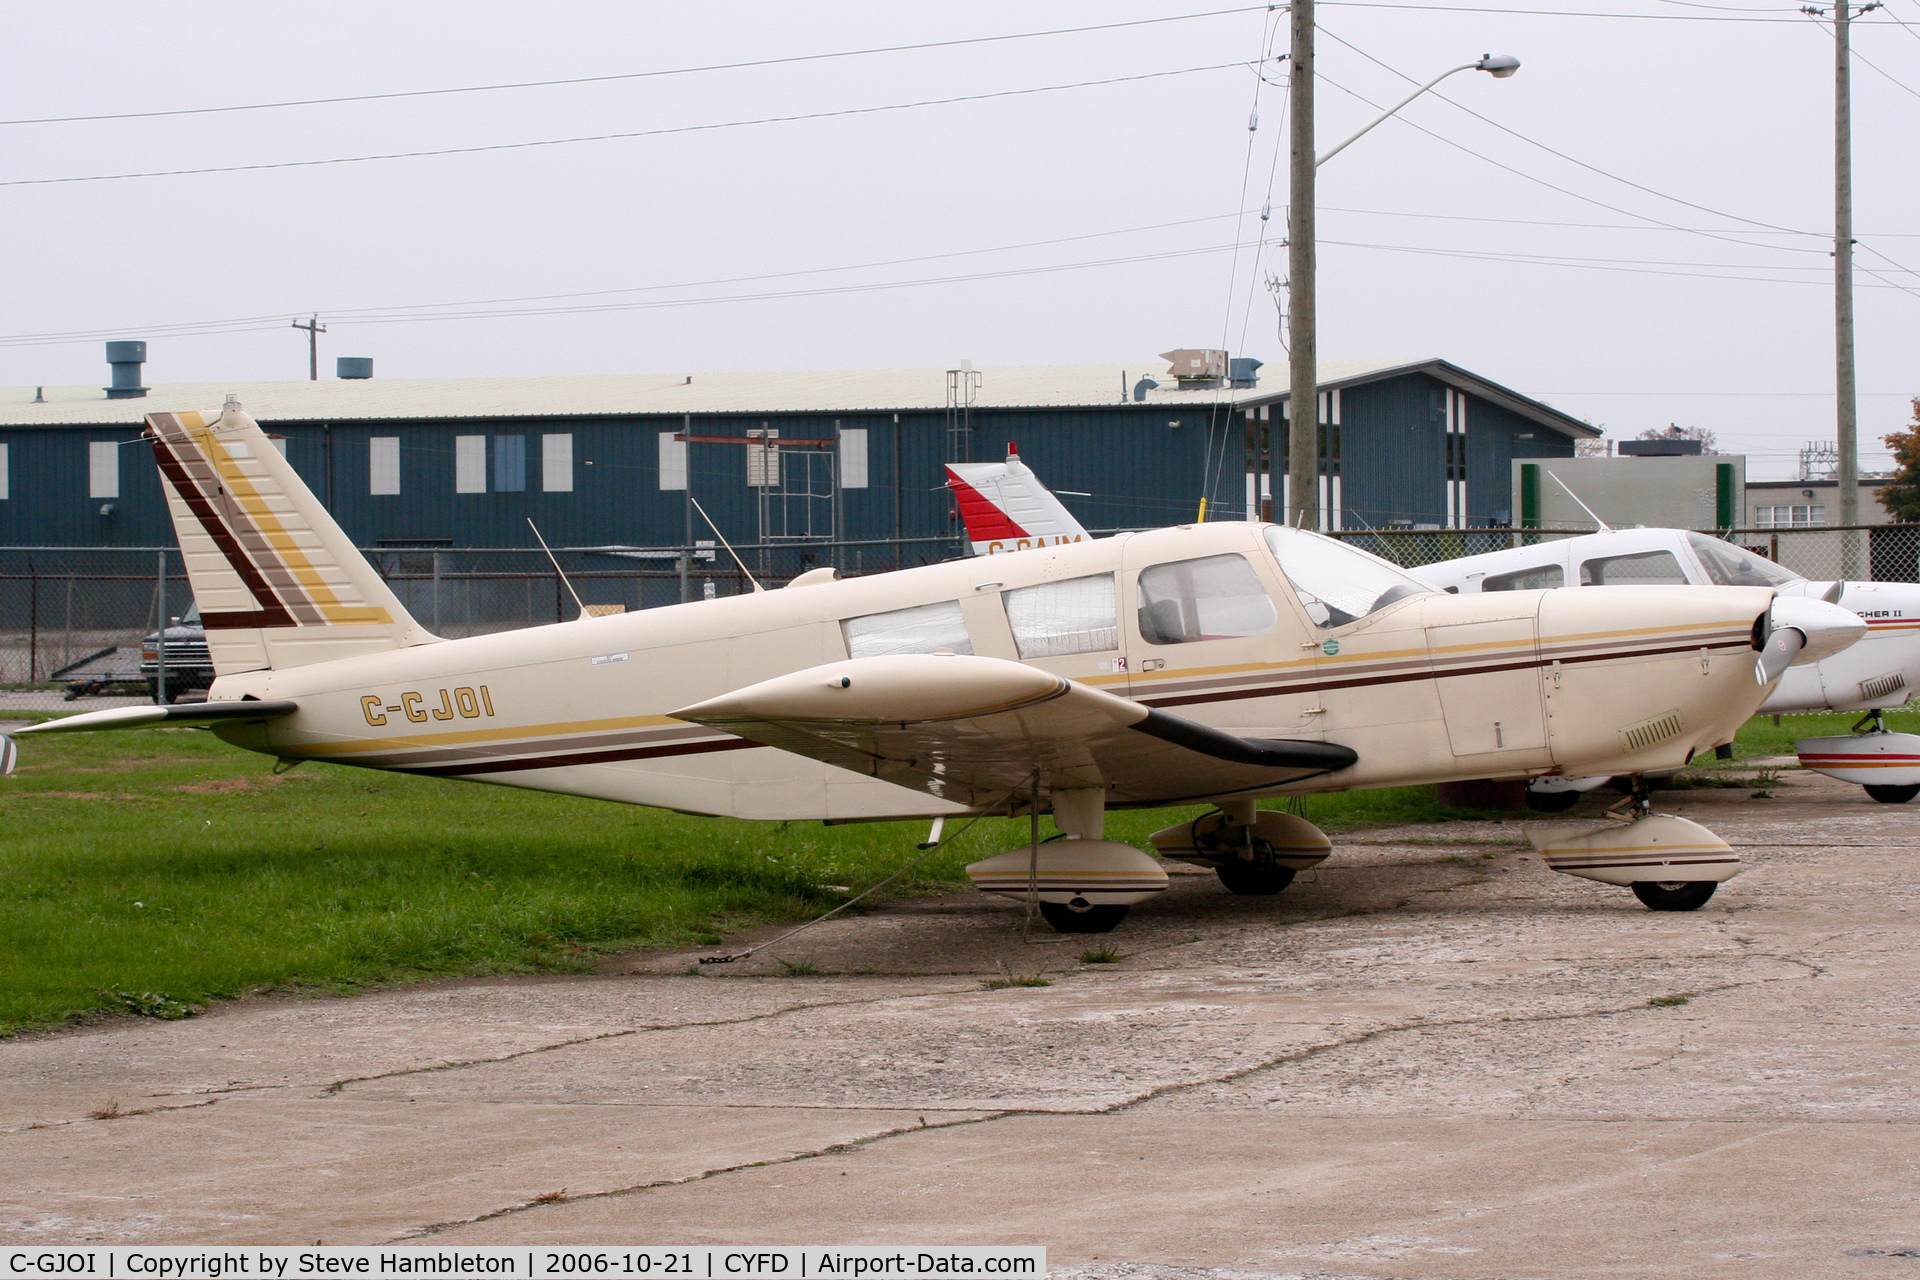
1548, 472, 1613, 532
528, 519, 589, 616
689, 497, 765, 592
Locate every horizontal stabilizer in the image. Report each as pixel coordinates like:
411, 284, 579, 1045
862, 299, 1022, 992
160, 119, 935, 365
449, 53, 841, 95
11, 700, 299, 737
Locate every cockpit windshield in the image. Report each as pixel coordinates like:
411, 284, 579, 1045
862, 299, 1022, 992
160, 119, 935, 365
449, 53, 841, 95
1685, 532, 1801, 588
1264, 526, 1434, 629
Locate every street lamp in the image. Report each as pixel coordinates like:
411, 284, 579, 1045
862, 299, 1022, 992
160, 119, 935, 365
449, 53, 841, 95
1317, 55, 1520, 167
1284, 48, 1520, 531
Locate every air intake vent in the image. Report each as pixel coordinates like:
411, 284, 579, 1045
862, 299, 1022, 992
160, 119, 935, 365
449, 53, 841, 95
1860, 672, 1909, 701
1619, 709, 1685, 754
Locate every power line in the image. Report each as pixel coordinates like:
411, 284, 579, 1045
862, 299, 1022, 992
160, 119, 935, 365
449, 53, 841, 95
1319, 25, 1823, 245
0, 6, 1270, 128
0, 62, 1249, 189
1312, 69, 1822, 255
1319, 1, 1830, 19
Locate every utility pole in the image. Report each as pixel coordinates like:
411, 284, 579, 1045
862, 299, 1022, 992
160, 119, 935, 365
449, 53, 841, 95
1286, 0, 1318, 531
292, 315, 326, 381
1827, 1, 1878, 577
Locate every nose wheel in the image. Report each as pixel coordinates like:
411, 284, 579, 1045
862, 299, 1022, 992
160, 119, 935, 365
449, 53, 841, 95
1631, 880, 1719, 912
1038, 900, 1129, 933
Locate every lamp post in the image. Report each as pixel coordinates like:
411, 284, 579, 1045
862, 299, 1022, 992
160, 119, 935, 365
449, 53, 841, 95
1285, 48, 1520, 530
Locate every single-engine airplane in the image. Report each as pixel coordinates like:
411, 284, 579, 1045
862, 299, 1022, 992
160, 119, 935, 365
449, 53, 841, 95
2, 402, 1866, 930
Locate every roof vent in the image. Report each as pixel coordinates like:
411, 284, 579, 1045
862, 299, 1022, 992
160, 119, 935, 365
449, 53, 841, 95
1228, 356, 1263, 388
336, 357, 374, 379
104, 341, 148, 399
1159, 348, 1227, 388
1618, 439, 1702, 457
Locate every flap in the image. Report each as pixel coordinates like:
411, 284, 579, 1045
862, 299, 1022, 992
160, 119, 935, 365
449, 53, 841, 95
674, 654, 1353, 811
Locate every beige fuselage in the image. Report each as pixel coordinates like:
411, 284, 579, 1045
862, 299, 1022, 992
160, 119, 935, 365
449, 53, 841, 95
204, 522, 1773, 821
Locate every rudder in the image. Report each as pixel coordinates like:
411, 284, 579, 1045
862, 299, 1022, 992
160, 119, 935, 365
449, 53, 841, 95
146, 397, 437, 673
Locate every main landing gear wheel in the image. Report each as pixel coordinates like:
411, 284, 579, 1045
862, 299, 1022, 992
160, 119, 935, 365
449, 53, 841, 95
1216, 860, 1297, 895
1865, 783, 1920, 804
1038, 900, 1129, 934
1631, 880, 1719, 912
1524, 788, 1582, 813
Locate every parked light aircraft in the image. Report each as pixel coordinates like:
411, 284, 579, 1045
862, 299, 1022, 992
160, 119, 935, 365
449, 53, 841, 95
0, 402, 1867, 930
1416, 528, 1920, 806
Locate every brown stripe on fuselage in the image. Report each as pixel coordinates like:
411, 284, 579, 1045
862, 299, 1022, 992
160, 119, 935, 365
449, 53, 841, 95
1138, 635, 1753, 709
147, 420, 298, 631
391, 735, 758, 777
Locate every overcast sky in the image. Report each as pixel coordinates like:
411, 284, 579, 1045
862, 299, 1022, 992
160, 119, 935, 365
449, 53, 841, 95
4, 1, 1916, 479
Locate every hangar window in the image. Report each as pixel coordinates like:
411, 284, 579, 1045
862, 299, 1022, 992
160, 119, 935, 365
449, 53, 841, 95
658, 432, 686, 490
542, 434, 574, 493
840, 427, 869, 489
454, 435, 487, 494
88, 441, 120, 500
1004, 574, 1117, 658
0, 443, 9, 500
1137, 554, 1277, 645
1264, 526, 1429, 628
1482, 564, 1563, 591
1579, 551, 1688, 585
493, 435, 526, 492
843, 600, 974, 659
369, 438, 400, 495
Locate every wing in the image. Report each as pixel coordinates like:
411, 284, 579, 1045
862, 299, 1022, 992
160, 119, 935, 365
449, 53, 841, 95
673, 654, 1354, 811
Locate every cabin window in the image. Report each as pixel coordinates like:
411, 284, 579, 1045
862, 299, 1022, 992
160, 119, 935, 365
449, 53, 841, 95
1004, 574, 1117, 658
1579, 551, 1688, 585
1482, 564, 1564, 591
1136, 554, 1277, 646
1264, 526, 1429, 629
843, 600, 973, 659
1686, 532, 1799, 587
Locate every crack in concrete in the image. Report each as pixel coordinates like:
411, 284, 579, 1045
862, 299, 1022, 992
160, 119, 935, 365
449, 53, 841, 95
3, 1096, 219, 1135
320, 983, 983, 1097
381, 959, 1827, 1241
397, 1110, 1010, 1240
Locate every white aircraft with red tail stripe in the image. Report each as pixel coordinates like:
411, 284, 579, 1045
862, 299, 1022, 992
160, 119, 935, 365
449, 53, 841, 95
946, 445, 1092, 556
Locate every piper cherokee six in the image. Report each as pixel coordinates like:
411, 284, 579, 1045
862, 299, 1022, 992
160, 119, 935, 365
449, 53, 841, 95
3, 401, 1865, 932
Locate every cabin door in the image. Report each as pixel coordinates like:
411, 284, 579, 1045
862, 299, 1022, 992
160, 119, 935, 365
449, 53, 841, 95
1426, 617, 1548, 756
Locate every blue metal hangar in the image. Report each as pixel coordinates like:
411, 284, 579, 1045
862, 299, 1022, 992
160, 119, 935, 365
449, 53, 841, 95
0, 348, 1595, 549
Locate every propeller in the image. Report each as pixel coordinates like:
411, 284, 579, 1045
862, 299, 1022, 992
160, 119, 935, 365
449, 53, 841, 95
1754, 626, 1805, 686
1754, 595, 1868, 686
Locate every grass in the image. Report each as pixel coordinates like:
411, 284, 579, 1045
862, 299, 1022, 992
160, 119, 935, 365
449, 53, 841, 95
1696, 704, 1920, 765
1078, 944, 1124, 965
0, 715, 1680, 1036
982, 962, 1052, 990
1649, 995, 1690, 1008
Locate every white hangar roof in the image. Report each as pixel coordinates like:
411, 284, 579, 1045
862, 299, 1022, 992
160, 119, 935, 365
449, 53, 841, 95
0, 358, 1597, 438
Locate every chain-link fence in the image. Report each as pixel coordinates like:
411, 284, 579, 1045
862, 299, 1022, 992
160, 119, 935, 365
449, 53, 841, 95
3, 525, 1915, 715
0, 537, 960, 714
1330, 524, 1920, 584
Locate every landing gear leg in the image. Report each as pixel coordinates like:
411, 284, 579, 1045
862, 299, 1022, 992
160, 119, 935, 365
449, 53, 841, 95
1607, 774, 1655, 821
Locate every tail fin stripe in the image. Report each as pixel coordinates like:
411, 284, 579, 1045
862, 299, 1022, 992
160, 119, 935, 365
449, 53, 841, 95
153, 419, 333, 626
147, 419, 300, 630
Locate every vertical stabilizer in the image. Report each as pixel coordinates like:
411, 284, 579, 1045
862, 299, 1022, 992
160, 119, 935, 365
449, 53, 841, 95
146, 400, 437, 673
945, 447, 1092, 556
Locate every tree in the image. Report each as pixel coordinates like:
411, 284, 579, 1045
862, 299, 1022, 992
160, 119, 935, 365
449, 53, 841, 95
1882, 398, 1920, 523
1638, 423, 1719, 455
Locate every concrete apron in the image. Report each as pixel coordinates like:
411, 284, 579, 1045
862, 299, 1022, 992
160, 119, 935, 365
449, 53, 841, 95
4, 771, 1917, 1279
